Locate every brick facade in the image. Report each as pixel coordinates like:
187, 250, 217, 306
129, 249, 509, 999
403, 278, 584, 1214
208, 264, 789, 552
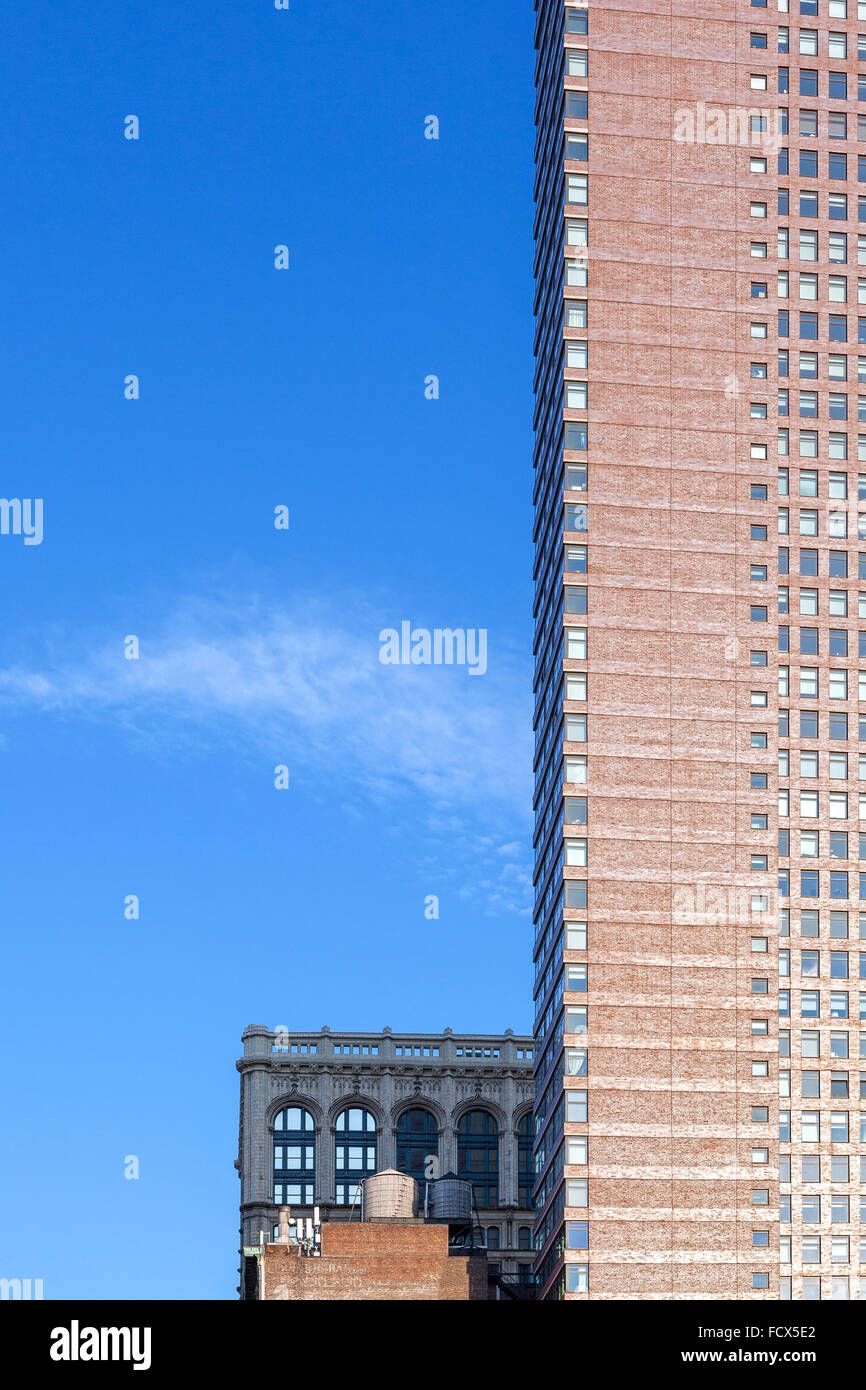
258, 1223, 488, 1301
533, 0, 866, 1301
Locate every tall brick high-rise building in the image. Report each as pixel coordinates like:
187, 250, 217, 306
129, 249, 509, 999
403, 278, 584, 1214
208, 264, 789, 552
533, 0, 865, 1299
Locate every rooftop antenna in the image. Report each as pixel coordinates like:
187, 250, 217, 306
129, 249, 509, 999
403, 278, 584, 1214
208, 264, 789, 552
312, 1206, 321, 1255
287, 1211, 321, 1257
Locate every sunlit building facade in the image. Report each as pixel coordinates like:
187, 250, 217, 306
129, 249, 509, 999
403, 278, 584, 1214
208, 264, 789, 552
533, 0, 865, 1299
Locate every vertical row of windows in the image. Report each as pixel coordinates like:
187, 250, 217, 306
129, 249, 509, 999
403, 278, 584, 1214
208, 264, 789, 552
273, 1106, 315, 1206
531, 0, 593, 1300
749, 0, 866, 1296
334, 1107, 376, 1206
551, 1, 591, 1302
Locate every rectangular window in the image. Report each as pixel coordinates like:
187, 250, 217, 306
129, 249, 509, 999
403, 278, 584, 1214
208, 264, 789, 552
566, 1136, 588, 1164
565, 133, 588, 162
565, 922, 587, 951
566, 1221, 588, 1249
566, 1090, 587, 1122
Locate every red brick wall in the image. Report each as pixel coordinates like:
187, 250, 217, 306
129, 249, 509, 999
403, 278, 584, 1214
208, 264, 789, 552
261, 1223, 488, 1301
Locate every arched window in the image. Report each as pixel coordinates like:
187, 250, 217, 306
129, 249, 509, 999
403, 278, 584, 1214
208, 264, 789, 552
457, 1109, 499, 1208
517, 1112, 534, 1207
334, 1107, 377, 1205
273, 1106, 315, 1206
517, 1224, 533, 1250
486, 1226, 500, 1249
395, 1108, 439, 1182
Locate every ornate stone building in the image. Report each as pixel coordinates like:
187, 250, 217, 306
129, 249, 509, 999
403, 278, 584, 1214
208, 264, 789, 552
236, 1025, 536, 1289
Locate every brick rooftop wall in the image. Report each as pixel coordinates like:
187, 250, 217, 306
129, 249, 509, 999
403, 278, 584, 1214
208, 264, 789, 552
261, 1222, 489, 1301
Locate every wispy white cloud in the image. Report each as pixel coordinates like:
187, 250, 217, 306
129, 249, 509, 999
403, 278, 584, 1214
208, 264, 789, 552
0, 594, 533, 847
0, 594, 533, 912
457, 851, 533, 917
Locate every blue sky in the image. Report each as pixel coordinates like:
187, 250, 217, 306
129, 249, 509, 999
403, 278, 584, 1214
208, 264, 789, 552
0, 0, 534, 1297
